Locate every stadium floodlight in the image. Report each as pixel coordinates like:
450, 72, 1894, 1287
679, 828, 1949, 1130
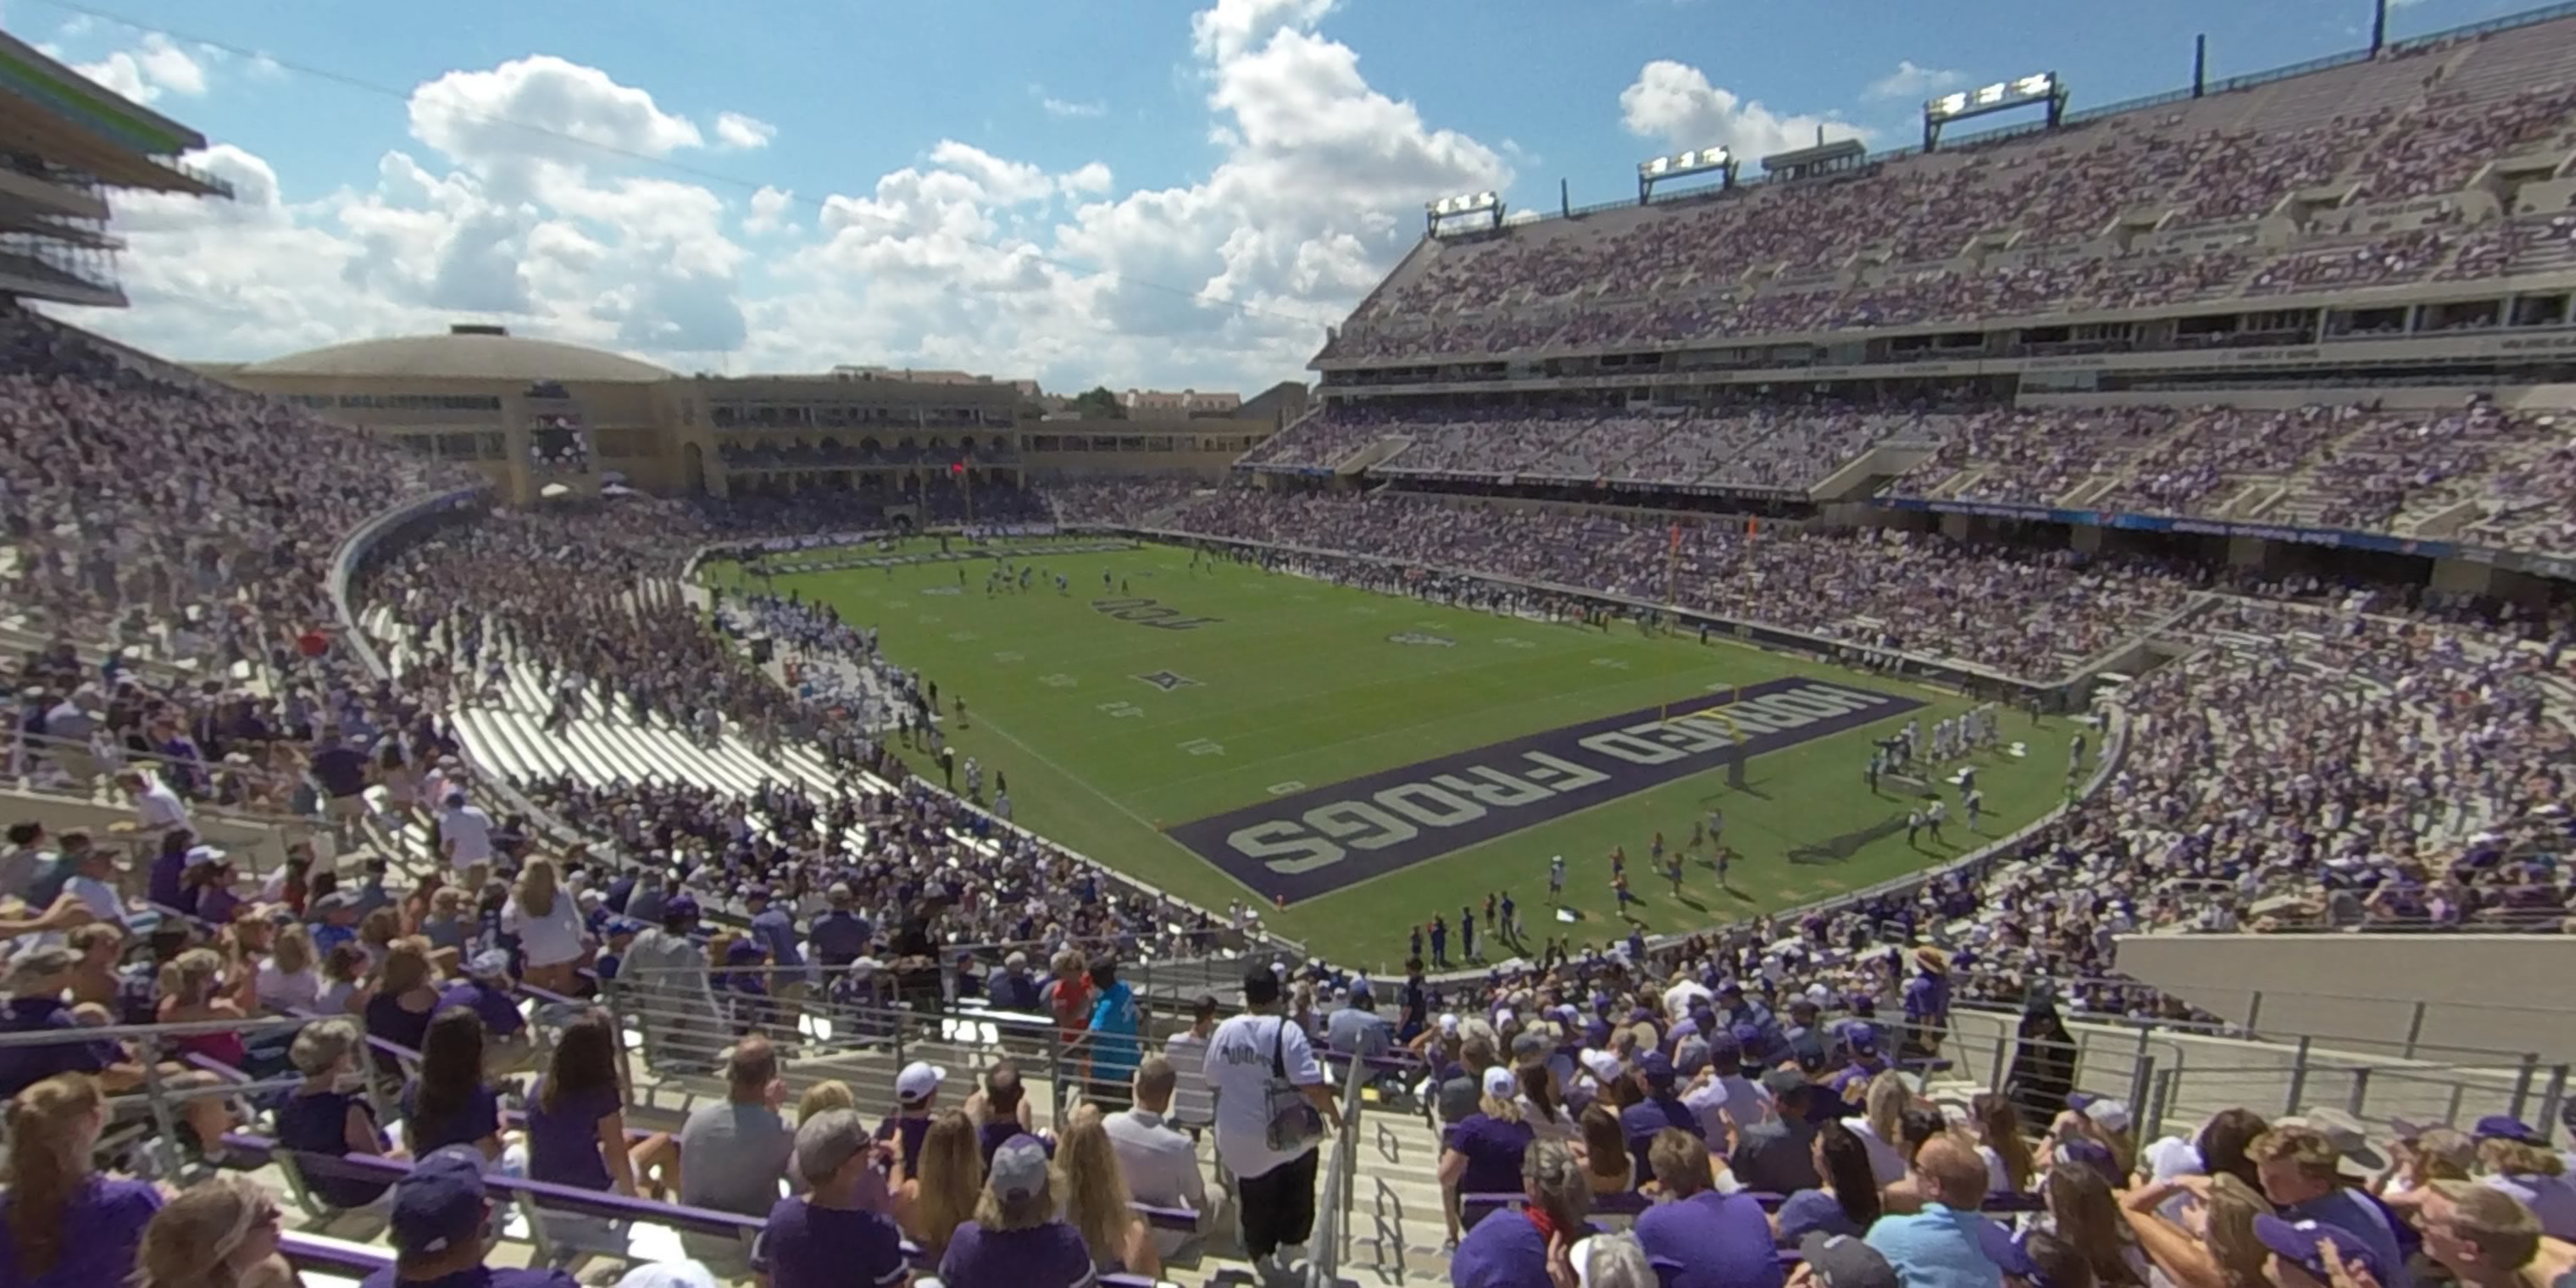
1923, 70, 2066, 151
1424, 190, 1505, 237
1636, 147, 1736, 205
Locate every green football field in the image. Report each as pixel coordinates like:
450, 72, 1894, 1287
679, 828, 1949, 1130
707, 537, 2069, 972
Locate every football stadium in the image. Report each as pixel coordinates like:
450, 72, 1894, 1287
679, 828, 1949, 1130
0, 2, 2571, 1288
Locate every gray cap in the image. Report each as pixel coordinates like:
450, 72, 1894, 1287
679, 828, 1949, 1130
794, 1108, 872, 1185
989, 1134, 1051, 1200
1802, 1233, 1899, 1288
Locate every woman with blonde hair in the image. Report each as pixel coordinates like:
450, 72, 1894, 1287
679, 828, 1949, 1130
132, 1174, 292, 1288
2474, 1130, 2576, 1238
0, 1074, 162, 1286
256, 921, 320, 1013
893, 1108, 985, 1259
504, 856, 586, 992
797, 1078, 857, 1124
1058, 1102, 1163, 1277
1440, 1065, 1539, 1245
157, 947, 253, 1072
938, 1132, 1094, 1288
1844, 1069, 1913, 1185
2120, 1171, 2273, 1288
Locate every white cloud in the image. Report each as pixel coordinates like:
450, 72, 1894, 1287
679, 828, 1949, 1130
1866, 59, 1964, 103
1619, 59, 1867, 161
713, 110, 776, 150
744, 185, 796, 236
76, 0, 1513, 394
69, 31, 208, 104
1037, 90, 1107, 119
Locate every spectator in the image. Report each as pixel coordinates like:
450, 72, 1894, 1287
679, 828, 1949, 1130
936, 1134, 1093, 1288
749, 1108, 911, 1288
131, 1174, 291, 1288
503, 857, 586, 995
1580, 1102, 1635, 1195
1847, 1073, 1914, 1188
985, 949, 1041, 1012
2418, 1180, 2576, 1288
796, 1079, 857, 1126
2251, 1214, 2389, 1288
0, 949, 233, 1147
1621, 1051, 1705, 1186
1450, 1138, 1593, 1288
2030, 1163, 2147, 1288
1058, 1103, 1162, 1279
1104, 1053, 1213, 1259
2119, 1172, 2273, 1288
1208, 963, 1342, 1279
0, 1072, 162, 1287
1163, 992, 1221, 1130
975, 1059, 1038, 1163
364, 938, 443, 1055
1735, 1070, 1827, 1195
1442, 1065, 1541, 1244
1972, 1093, 2037, 1196
278, 1018, 397, 1208
678, 1034, 797, 1276
404, 1007, 503, 1160
891, 1108, 980, 1261
1867, 1134, 2007, 1288
524, 1011, 678, 1200
877, 1059, 947, 1175
1635, 1126, 1785, 1288
1779, 1121, 1886, 1243
255, 921, 321, 1013
373, 1146, 578, 1287
2472, 1119, 2576, 1240
2251, 1125, 2412, 1288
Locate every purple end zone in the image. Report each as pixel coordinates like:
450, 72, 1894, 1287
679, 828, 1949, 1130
1168, 677, 1925, 903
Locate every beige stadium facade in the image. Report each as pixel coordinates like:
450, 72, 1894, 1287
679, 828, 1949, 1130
198, 325, 1304, 510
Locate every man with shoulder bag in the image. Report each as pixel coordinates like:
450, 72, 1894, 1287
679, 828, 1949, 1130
1204, 965, 1345, 1284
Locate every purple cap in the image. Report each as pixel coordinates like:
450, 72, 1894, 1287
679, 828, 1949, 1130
726, 938, 766, 963
390, 1146, 489, 1256
1730, 1022, 1763, 1050
2255, 1215, 2385, 1285
663, 893, 702, 923
2473, 1115, 2542, 1143
1845, 1022, 1879, 1053
744, 885, 772, 902
1584, 1019, 1613, 1047
1638, 1051, 1676, 1085
1705, 1027, 1742, 1059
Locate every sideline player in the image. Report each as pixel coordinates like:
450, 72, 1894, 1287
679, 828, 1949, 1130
1547, 854, 1566, 904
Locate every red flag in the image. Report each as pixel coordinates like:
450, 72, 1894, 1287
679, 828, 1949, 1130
951, 460, 966, 475
1668, 522, 1680, 554
1746, 517, 1760, 539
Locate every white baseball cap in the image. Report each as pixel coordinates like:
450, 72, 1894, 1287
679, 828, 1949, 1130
1481, 1066, 1518, 1099
896, 1061, 946, 1102
613, 1263, 719, 1288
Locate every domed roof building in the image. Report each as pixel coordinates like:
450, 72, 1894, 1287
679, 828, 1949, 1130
236, 326, 674, 384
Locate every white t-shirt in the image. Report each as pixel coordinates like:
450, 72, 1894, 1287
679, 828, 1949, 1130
441, 805, 494, 867
1842, 1115, 1909, 1186
504, 895, 586, 968
1204, 1013, 1324, 1182
66, 874, 126, 929
1662, 980, 1713, 1023
136, 783, 190, 831
257, 960, 321, 1013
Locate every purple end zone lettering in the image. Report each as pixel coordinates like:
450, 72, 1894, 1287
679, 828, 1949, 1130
1167, 677, 1924, 902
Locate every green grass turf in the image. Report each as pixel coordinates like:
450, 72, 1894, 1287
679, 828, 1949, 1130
706, 537, 2072, 972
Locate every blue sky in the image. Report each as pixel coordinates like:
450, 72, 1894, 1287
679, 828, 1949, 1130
14, 0, 2533, 394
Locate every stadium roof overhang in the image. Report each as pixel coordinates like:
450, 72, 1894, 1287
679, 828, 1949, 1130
0, 31, 228, 197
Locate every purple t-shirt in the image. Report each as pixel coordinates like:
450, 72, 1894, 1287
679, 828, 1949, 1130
275, 1087, 393, 1208
979, 1115, 1054, 1166
358, 1266, 580, 1288
525, 1078, 621, 1190
1776, 1188, 1865, 1243
147, 849, 188, 908
936, 1219, 1095, 1288
404, 1080, 503, 1156
1635, 1190, 1786, 1288
1444, 1113, 1538, 1199
365, 990, 436, 1053
874, 1111, 933, 1175
0, 997, 119, 1098
0, 1175, 162, 1288
751, 1196, 910, 1288
1450, 1211, 1565, 1288
439, 980, 528, 1039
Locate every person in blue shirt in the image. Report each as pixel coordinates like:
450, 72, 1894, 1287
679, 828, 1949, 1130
985, 950, 1044, 1012
1086, 959, 1142, 1111
1867, 1135, 2008, 1288
2252, 1124, 2415, 1288
809, 882, 874, 970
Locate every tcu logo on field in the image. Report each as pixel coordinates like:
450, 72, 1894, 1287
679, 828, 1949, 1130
1091, 597, 1222, 631
1387, 632, 1455, 647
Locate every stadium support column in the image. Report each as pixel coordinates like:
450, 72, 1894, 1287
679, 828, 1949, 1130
2193, 35, 2207, 97
1561, 178, 1569, 217
2371, 0, 2389, 54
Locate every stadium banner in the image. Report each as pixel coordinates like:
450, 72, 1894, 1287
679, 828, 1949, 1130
1876, 497, 2576, 582
1169, 677, 1924, 902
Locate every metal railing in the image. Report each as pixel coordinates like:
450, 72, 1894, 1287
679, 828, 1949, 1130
0, 1014, 324, 1178
1307, 1043, 1372, 1288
